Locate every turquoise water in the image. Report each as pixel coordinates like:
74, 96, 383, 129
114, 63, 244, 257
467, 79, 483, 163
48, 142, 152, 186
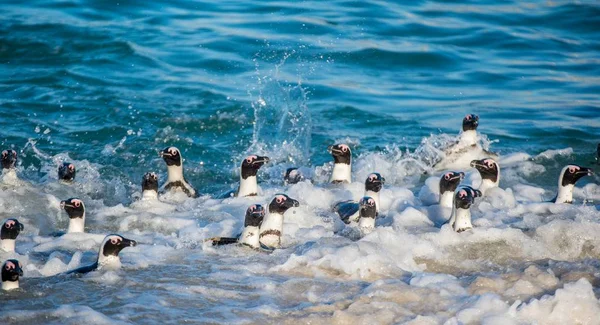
1, 1, 600, 323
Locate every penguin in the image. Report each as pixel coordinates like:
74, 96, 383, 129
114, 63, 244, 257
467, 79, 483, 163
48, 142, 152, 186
160, 146, 198, 198
141, 172, 159, 200
439, 171, 465, 208
221, 155, 270, 198
333, 173, 385, 223
328, 144, 352, 184
433, 114, 498, 170
595, 143, 600, 165
2, 259, 23, 291
60, 198, 86, 233
66, 234, 137, 274
448, 185, 482, 233
470, 158, 500, 195
357, 196, 377, 230
284, 167, 304, 185
259, 194, 300, 250
58, 162, 76, 182
209, 204, 266, 249
1, 219, 24, 253
552, 165, 594, 204
1, 149, 18, 179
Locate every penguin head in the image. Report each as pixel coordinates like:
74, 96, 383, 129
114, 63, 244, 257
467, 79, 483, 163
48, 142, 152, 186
58, 162, 76, 182
439, 171, 465, 194
470, 158, 499, 183
365, 173, 385, 192
2, 259, 23, 282
161, 147, 182, 167
100, 234, 137, 258
328, 144, 351, 165
359, 196, 377, 219
1, 150, 17, 170
142, 172, 159, 192
284, 167, 304, 184
454, 187, 478, 210
241, 155, 270, 179
60, 198, 85, 219
268, 194, 300, 214
462, 114, 479, 131
1, 219, 24, 240
560, 165, 594, 187
244, 204, 266, 227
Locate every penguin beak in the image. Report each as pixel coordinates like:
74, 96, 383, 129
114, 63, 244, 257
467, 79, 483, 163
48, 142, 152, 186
254, 156, 270, 166
578, 167, 594, 176
286, 198, 300, 208
17, 266, 23, 277
122, 238, 137, 247
328, 145, 342, 154
18, 222, 24, 231
458, 172, 465, 180
380, 176, 386, 184
60, 201, 69, 208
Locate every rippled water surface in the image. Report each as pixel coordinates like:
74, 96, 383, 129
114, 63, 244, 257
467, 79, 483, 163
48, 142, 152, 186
1, 0, 599, 324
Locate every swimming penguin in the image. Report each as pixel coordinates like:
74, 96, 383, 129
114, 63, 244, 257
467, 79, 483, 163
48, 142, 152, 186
1, 219, 24, 252
60, 198, 86, 233
333, 173, 385, 223
357, 196, 377, 230
160, 146, 198, 198
433, 114, 498, 170
1, 149, 17, 171
470, 158, 500, 195
2, 259, 23, 290
552, 165, 594, 204
284, 167, 305, 185
221, 155, 270, 198
141, 172, 159, 200
58, 162, 76, 182
328, 144, 352, 184
66, 234, 137, 274
259, 194, 300, 250
439, 171, 465, 208
448, 185, 482, 233
209, 204, 266, 249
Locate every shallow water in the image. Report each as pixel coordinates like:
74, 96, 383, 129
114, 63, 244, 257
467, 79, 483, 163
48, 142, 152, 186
1, 0, 600, 324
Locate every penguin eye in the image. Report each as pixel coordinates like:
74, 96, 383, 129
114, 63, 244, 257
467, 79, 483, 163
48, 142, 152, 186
459, 190, 467, 198
465, 115, 471, 120
5, 220, 15, 228
368, 198, 375, 205
246, 157, 253, 163
568, 167, 578, 174
444, 173, 451, 181
276, 196, 285, 204
485, 160, 494, 168
369, 174, 376, 181
73, 200, 81, 208
5, 262, 14, 270
68, 164, 75, 171
1, 151, 6, 157
340, 145, 349, 153
169, 148, 178, 155
110, 238, 121, 245
250, 205, 256, 211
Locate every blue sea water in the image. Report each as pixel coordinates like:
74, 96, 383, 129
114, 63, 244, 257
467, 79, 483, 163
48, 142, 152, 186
1, 0, 600, 324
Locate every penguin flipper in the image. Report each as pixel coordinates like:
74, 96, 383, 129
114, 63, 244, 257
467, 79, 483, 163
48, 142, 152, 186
207, 237, 239, 246
66, 261, 98, 275
333, 200, 360, 224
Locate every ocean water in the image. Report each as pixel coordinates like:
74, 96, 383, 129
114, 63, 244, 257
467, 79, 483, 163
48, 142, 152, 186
1, 0, 600, 324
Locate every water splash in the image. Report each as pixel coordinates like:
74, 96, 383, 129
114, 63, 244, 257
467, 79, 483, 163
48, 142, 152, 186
247, 52, 312, 166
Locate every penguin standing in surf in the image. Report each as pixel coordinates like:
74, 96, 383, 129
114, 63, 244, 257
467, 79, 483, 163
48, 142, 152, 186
357, 196, 377, 231
552, 164, 594, 204
333, 173, 385, 223
284, 167, 305, 185
328, 144, 352, 184
1, 219, 24, 253
448, 185, 482, 233
58, 162, 76, 182
221, 155, 270, 198
439, 171, 465, 208
259, 194, 300, 250
2, 259, 23, 291
1, 149, 18, 183
66, 234, 137, 274
470, 158, 500, 195
209, 204, 266, 249
141, 172, 159, 200
160, 147, 198, 198
60, 198, 86, 233
433, 114, 498, 170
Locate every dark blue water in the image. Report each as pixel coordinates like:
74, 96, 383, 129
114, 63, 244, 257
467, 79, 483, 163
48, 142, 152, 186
1, 2, 600, 323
